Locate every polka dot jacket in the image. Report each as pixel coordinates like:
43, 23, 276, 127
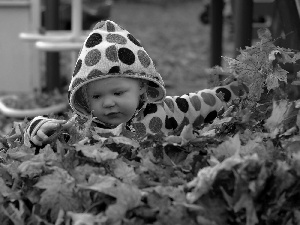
24, 20, 248, 147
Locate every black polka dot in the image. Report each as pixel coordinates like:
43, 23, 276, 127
165, 116, 178, 130
143, 103, 157, 117
107, 34, 127, 44
190, 95, 201, 111
149, 117, 162, 133
175, 97, 189, 113
85, 33, 102, 48
127, 34, 141, 46
164, 98, 175, 113
71, 78, 84, 89
93, 21, 105, 30
204, 111, 217, 123
216, 88, 232, 102
106, 21, 116, 32
201, 92, 216, 106
133, 122, 147, 138
118, 48, 135, 65
109, 66, 120, 74
85, 49, 101, 66
106, 45, 118, 62
138, 50, 151, 68
87, 69, 104, 80
193, 115, 204, 128
73, 59, 82, 77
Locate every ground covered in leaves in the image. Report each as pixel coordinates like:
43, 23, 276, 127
1, 90, 300, 225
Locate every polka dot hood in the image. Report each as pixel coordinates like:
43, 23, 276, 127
69, 20, 166, 118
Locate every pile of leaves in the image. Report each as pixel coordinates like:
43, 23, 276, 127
1, 29, 300, 225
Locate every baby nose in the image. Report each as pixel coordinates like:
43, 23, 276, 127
102, 97, 115, 108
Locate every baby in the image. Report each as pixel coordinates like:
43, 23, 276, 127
24, 20, 247, 147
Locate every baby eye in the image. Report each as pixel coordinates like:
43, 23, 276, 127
92, 95, 101, 99
114, 91, 125, 96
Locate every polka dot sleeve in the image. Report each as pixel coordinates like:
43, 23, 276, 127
131, 81, 248, 139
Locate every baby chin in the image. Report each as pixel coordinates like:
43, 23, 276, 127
102, 112, 129, 125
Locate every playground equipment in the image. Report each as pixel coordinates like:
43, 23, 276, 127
233, 0, 276, 57
20, 0, 112, 91
20, 0, 89, 89
0, 1, 40, 93
0, 0, 112, 117
0, 95, 67, 118
208, 0, 300, 67
208, 0, 276, 66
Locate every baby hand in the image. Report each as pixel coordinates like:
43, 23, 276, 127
31, 119, 66, 146
24, 116, 74, 147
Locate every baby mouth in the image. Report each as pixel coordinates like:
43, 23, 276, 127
105, 112, 120, 116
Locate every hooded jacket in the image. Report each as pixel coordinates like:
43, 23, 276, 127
24, 20, 247, 145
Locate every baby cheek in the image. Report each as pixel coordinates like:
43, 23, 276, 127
90, 100, 103, 112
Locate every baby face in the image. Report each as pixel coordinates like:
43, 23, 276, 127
87, 77, 145, 126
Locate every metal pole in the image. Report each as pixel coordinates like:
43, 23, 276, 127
71, 0, 83, 69
44, 0, 60, 91
72, 0, 82, 38
233, 0, 253, 56
209, 0, 224, 67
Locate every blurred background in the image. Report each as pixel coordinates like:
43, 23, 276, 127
0, 0, 299, 135
48, 0, 216, 95
0, 0, 227, 99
